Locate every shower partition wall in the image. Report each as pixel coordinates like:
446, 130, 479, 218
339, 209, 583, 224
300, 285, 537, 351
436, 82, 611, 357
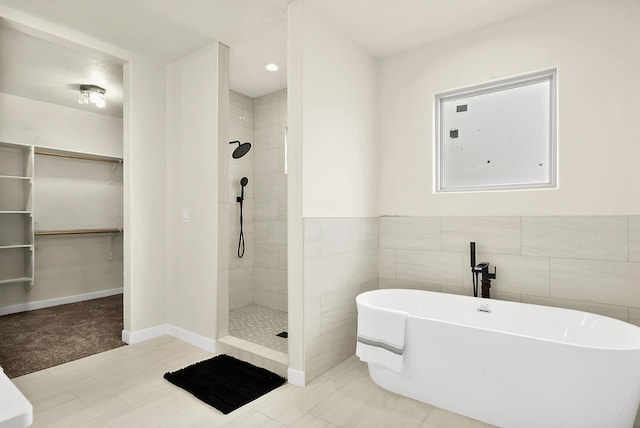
227, 89, 288, 353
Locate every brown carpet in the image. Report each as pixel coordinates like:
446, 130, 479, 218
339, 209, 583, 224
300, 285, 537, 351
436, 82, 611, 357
0, 294, 125, 378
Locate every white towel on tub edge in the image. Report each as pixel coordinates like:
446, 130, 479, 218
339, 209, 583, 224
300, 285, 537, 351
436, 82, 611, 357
356, 302, 408, 372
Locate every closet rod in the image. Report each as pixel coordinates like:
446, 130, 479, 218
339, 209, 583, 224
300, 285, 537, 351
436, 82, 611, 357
34, 150, 122, 164
35, 228, 123, 236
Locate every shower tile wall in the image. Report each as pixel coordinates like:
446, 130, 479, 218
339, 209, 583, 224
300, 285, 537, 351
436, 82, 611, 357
379, 215, 640, 324
228, 89, 288, 312
228, 90, 255, 309
253, 89, 288, 312
304, 217, 379, 382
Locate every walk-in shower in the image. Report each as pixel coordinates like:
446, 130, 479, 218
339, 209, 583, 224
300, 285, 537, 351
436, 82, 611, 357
225, 89, 288, 354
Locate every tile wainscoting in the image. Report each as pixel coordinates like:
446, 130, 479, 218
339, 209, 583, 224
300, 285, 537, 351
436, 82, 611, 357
379, 215, 640, 324
303, 217, 379, 382
302, 215, 640, 381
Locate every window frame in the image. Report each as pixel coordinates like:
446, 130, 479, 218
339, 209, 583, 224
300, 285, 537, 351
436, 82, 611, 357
434, 69, 557, 193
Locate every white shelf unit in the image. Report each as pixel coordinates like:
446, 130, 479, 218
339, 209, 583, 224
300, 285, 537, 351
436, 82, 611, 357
0, 142, 124, 292
0, 142, 34, 286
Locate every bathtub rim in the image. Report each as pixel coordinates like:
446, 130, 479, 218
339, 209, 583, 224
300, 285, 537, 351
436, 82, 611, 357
356, 288, 640, 352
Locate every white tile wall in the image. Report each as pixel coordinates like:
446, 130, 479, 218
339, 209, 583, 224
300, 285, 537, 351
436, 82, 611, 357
630, 216, 640, 262
304, 253, 352, 300
395, 249, 464, 288
550, 258, 640, 307
522, 295, 629, 322
629, 307, 640, 326
378, 215, 640, 327
379, 217, 440, 250
486, 254, 550, 297
378, 249, 396, 279
522, 216, 628, 261
304, 217, 379, 382
441, 217, 520, 254
227, 89, 287, 312
228, 90, 255, 309
253, 89, 287, 311
320, 217, 361, 256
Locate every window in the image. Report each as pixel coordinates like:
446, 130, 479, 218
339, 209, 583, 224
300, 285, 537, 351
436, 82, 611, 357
435, 69, 557, 192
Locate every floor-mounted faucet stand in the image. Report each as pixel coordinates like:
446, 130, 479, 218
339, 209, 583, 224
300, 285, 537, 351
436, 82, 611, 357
481, 280, 491, 298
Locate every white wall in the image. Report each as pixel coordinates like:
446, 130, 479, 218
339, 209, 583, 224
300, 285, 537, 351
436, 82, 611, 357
0, 92, 123, 156
379, 0, 640, 217
289, 0, 380, 383
287, 0, 305, 379
165, 45, 221, 339
124, 59, 168, 332
301, 2, 378, 218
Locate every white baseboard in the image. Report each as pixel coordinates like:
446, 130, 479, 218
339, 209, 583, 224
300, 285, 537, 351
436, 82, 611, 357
122, 324, 169, 344
287, 367, 305, 386
122, 324, 216, 353
166, 325, 217, 353
0, 288, 123, 316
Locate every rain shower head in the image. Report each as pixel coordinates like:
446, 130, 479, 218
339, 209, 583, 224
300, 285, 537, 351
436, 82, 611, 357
229, 140, 252, 159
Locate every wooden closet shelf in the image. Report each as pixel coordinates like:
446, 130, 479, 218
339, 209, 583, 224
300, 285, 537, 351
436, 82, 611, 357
35, 228, 123, 236
34, 150, 123, 164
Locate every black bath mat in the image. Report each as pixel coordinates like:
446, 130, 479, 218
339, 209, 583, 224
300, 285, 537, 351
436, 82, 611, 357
163, 354, 286, 414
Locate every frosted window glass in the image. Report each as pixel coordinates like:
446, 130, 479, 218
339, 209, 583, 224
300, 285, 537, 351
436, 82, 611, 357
435, 70, 556, 192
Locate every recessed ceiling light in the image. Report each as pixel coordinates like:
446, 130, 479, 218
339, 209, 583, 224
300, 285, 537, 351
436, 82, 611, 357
264, 63, 280, 72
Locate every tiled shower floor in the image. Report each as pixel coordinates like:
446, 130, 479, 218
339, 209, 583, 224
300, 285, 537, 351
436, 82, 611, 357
229, 304, 288, 353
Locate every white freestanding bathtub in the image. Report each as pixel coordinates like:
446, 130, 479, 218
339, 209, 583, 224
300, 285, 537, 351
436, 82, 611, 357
356, 289, 640, 428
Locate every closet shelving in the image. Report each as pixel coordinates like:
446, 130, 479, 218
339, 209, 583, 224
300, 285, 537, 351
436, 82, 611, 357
34, 146, 123, 164
35, 228, 123, 236
0, 142, 124, 286
0, 142, 34, 285
33, 146, 123, 238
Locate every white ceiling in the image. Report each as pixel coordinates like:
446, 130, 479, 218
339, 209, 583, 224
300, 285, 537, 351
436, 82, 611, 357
0, 25, 124, 117
307, 0, 568, 58
0, 0, 568, 117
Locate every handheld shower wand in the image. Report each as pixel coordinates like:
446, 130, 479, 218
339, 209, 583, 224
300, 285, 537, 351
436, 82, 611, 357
237, 177, 249, 258
239, 176, 248, 200
470, 242, 479, 297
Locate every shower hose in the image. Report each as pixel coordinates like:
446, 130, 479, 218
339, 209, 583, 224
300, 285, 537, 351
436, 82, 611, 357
237, 198, 245, 258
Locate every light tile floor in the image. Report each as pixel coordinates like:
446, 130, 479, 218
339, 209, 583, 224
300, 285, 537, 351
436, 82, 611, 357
11, 336, 498, 428
13, 336, 639, 427
229, 304, 288, 353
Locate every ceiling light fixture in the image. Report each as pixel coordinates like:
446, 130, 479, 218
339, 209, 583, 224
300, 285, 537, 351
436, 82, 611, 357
78, 84, 106, 109
264, 63, 280, 72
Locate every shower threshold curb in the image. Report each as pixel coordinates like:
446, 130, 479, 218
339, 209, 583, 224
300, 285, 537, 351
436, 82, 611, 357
217, 335, 288, 378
